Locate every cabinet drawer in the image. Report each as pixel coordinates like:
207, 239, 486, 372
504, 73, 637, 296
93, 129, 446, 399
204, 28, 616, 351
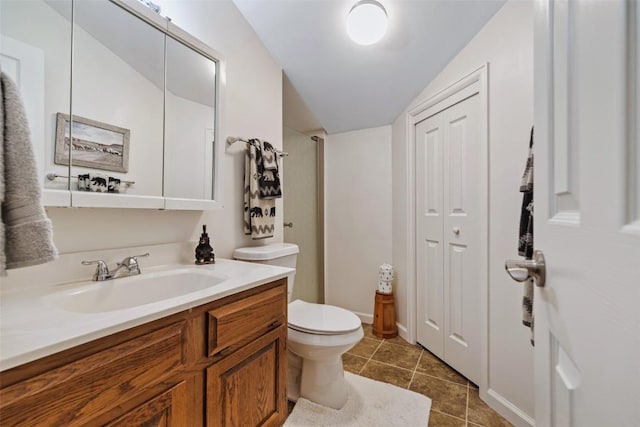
207, 284, 286, 357
0, 322, 186, 426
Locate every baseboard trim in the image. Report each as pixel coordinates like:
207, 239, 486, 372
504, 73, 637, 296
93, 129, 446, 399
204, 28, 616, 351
396, 323, 410, 342
354, 312, 373, 325
483, 388, 534, 427
353, 316, 412, 343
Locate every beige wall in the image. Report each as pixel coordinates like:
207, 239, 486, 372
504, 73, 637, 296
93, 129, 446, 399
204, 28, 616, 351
391, 1, 534, 424
4, 0, 283, 287
324, 125, 392, 322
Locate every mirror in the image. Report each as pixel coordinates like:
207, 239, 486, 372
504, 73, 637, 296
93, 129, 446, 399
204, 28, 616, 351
69, 0, 165, 207
1, 0, 223, 210
164, 35, 217, 201
0, 0, 72, 206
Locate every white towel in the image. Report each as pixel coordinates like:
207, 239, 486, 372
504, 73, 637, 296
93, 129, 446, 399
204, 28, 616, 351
1, 72, 58, 275
243, 140, 275, 239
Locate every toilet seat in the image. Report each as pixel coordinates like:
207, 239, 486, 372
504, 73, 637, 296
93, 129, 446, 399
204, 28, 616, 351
288, 300, 361, 335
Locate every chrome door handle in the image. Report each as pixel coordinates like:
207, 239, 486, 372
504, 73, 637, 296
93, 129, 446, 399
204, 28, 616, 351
284, 222, 293, 228
505, 250, 546, 287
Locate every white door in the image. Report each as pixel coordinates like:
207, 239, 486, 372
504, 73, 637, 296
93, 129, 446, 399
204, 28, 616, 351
416, 91, 484, 384
534, 1, 640, 425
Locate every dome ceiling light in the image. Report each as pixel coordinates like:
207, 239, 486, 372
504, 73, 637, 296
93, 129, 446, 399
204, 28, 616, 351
346, 0, 388, 46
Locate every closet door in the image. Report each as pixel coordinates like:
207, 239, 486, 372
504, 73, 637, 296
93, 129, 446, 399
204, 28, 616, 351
416, 92, 484, 385
416, 112, 446, 359
441, 94, 482, 385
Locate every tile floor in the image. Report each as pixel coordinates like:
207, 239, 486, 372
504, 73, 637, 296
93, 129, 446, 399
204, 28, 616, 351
341, 324, 513, 427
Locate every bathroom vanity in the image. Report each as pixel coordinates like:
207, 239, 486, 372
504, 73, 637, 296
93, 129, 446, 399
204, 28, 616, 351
0, 261, 291, 427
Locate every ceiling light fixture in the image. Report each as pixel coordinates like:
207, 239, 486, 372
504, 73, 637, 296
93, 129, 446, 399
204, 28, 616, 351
346, 0, 388, 46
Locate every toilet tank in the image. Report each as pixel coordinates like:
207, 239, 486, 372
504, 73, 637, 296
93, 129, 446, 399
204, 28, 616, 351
233, 243, 299, 301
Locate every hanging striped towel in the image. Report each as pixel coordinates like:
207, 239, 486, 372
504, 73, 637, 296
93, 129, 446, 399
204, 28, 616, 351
519, 127, 534, 346
243, 140, 275, 239
258, 140, 282, 199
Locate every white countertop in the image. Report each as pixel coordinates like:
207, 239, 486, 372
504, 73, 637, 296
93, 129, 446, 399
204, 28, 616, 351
0, 259, 293, 371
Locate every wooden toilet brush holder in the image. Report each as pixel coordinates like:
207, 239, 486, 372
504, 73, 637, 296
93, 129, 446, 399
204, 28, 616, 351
373, 291, 397, 339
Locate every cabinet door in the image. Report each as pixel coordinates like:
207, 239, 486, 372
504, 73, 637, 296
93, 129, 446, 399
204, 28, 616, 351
106, 382, 188, 427
206, 327, 287, 427
0, 322, 186, 426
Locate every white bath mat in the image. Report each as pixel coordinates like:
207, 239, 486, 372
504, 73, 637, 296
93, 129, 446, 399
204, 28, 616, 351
284, 372, 432, 426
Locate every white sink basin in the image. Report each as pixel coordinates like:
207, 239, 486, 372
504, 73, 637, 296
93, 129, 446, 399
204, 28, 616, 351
46, 269, 227, 313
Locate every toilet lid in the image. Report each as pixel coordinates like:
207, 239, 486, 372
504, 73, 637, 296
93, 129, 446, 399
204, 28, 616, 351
288, 300, 362, 335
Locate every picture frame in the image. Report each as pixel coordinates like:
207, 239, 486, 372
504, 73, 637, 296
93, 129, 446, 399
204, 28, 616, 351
54, 113, 130, 173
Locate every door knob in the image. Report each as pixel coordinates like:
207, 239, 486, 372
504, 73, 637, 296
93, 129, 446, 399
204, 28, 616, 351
505, 250, 546, 287
284, 222, 293, 228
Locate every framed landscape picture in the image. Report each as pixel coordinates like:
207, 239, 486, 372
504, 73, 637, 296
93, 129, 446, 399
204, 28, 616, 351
55, 113, 130, 173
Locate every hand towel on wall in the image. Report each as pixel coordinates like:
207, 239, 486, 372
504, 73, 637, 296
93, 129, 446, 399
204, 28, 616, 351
0, 72, 58, 275
244, 139, 275, 239
258, 140, 282, 199
519, 127, 534, 346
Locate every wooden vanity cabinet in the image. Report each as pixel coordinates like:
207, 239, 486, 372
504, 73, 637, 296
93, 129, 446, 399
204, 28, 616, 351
0, 279, 288, 427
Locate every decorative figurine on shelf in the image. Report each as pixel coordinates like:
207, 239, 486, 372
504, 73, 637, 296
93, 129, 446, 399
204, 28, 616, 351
195, 225, 215, 265
377, 263, 394, 294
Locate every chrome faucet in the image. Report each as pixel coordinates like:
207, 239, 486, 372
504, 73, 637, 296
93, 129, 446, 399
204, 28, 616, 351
82, 253, 149, 281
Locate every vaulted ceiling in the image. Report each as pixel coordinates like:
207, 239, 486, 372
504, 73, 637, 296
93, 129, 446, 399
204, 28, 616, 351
233, 0, 506, 134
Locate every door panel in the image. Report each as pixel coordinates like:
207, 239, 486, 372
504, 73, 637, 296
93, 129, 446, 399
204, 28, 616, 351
447, 116, 467, 214
447, 243, 466, 341
424, 239, 443, 341
425, 127, 443, 216
534, 1, 640, 426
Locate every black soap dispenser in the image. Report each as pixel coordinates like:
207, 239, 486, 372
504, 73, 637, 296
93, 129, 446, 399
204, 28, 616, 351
195, 225, 215, 265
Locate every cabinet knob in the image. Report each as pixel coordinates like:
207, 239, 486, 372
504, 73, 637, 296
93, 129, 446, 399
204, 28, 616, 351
453, 227, 461, 236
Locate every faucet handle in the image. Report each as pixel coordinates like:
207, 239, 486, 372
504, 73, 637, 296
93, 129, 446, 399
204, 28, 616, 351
82, 260, 111, 281
118, 253, 149, 274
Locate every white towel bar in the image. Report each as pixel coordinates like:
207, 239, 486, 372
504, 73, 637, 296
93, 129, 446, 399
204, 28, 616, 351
226, 136, 288, 157
46, 173, 135, 186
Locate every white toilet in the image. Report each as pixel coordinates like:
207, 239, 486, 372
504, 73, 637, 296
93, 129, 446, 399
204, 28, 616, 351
233, 243, 363, 410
